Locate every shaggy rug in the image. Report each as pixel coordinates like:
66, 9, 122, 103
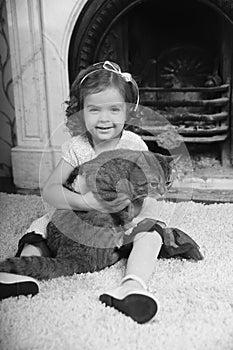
0, 192, 233, 350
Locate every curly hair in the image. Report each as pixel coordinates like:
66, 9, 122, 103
65, 62, 139, 136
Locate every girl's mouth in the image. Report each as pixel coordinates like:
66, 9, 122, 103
96, 126, 113, 130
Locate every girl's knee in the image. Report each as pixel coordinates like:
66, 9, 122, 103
20, 244, 42, 257
134, 231, 163, 245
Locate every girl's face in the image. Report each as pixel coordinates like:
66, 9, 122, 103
83, 87, 127, 145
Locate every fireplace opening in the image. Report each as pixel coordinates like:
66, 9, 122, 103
69, 0, 233, 171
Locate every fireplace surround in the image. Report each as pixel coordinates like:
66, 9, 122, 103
6, 0, 233, 189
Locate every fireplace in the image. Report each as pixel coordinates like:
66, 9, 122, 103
69, 0, 233, 163
6, 0, 233, 189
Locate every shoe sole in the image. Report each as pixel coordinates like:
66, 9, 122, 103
0, 281, 39, 300
99, 293, 158, 324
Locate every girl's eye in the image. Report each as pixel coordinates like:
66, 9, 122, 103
111, 107, 121, 112
89, 108, 99, 113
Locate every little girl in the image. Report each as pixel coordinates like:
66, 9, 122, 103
0, 61, 163, 324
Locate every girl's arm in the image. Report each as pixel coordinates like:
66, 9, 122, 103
42, 159, 130, 212
42, 159, 89, 210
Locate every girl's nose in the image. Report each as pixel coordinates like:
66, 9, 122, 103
99, 109, 109, 121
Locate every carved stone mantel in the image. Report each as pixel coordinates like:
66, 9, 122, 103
5, 0, 88, 189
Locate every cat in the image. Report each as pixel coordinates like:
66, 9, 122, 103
66, 149, 177, 226
0, 149, 180, 280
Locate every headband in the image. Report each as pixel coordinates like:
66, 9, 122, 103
79, 61, 139, 111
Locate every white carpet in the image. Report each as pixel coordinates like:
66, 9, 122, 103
1, 192, 233, 350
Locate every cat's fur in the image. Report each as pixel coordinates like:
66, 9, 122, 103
0, 149, 177, 280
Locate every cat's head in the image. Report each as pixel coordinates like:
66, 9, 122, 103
134, 151, 180, 199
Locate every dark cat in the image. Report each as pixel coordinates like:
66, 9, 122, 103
0, 149, 178, 280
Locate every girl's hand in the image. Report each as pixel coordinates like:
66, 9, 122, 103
82, 191, 131, 213
72, 175, 89, 194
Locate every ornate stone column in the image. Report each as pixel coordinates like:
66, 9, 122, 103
5, 0, 87, 189
6, 0, 51, 189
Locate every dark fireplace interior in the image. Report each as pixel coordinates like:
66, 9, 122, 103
69, 0, 233, 177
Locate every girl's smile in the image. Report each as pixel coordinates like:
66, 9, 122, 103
83, 87, 127, 147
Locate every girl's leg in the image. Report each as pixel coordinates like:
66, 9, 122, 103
0, 215, 52, 300
16, 213, 52, 257
0, 234, 45, 300
99, 230, 162, 323
20, 245, 42, 256
0, 233, 48, 300
123, 231, 162, 289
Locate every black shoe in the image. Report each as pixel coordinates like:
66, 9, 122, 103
0, 272, 39, 300
99, 291, 159, 324
99, 275, 159, 324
